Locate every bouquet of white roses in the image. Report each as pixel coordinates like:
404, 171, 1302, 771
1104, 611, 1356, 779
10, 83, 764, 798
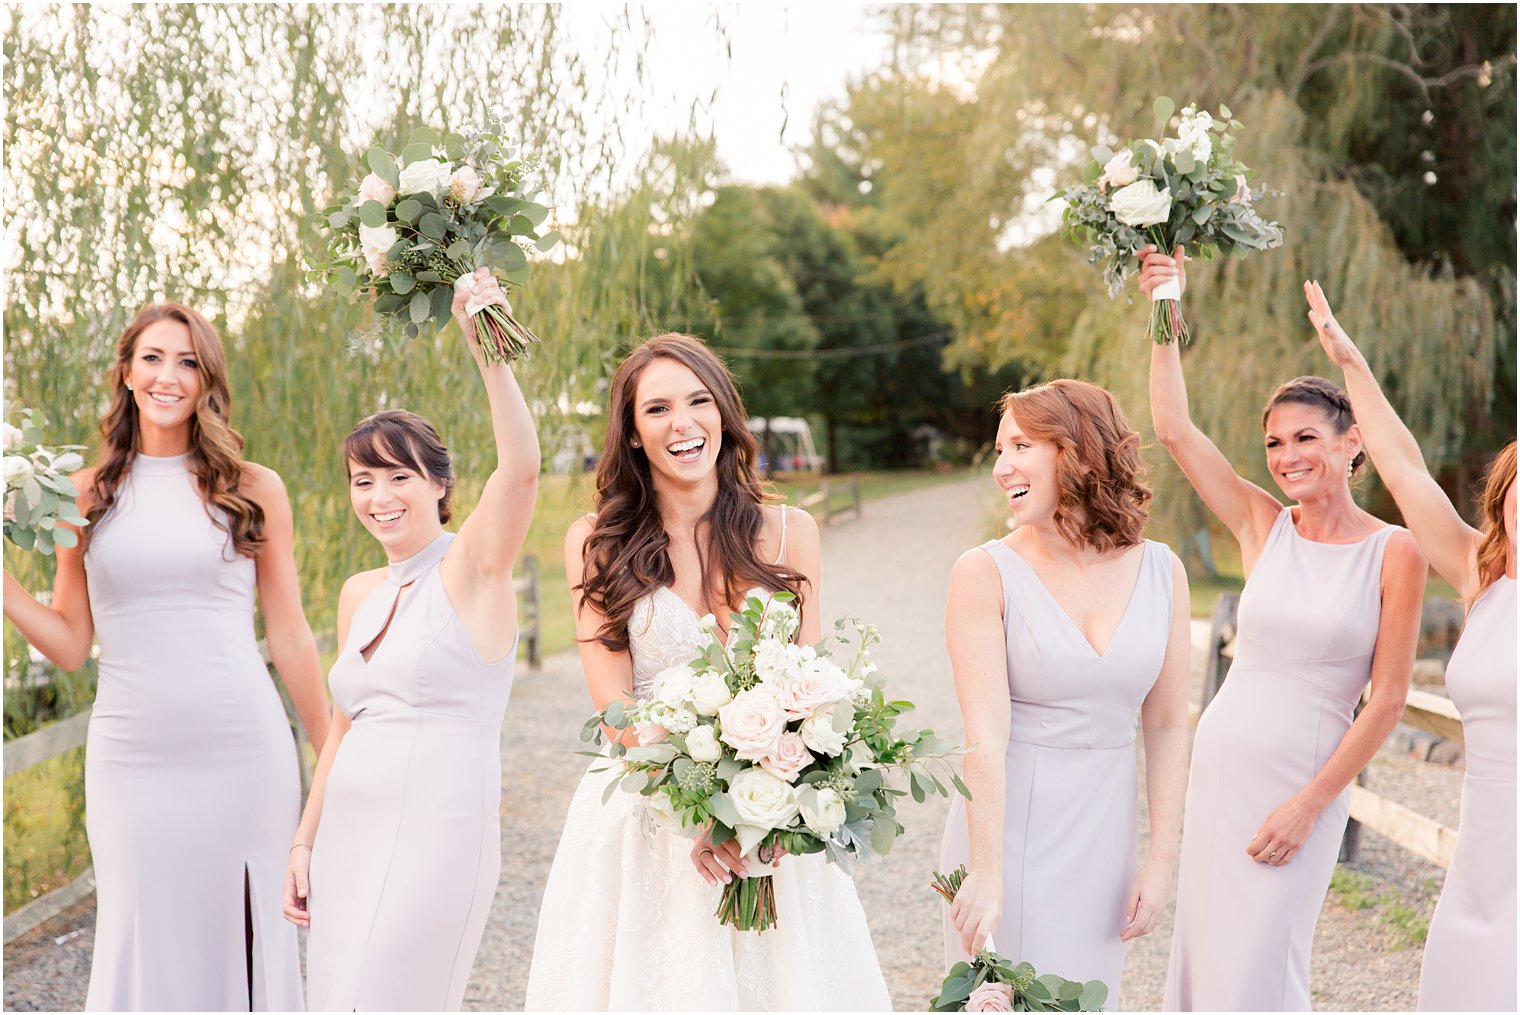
312, 118, 560, 364
1059, 97, 1284, 344
3, 409, 88, 555
582, 593, 967, 933
929, 867, 1108, 1012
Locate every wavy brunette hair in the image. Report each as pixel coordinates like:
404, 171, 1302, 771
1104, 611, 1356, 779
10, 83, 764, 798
579, 333, 801, 652
1261, 376, 1366, 474
342, 410, 456, 524
1001, 379, 1152, 551
1472, 440, 1516, 601
82, 303, 264, 558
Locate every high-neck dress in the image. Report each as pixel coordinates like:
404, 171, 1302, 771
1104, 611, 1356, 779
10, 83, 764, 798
1417, 575, 1516, 1011
1165, 508, 1400, 1011
939, 538, 1174, 1009
306, 532, 515, 1011
82, 451, 303, 1010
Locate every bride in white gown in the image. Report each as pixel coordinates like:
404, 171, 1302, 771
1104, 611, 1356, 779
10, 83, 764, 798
525, 333, 890, 1011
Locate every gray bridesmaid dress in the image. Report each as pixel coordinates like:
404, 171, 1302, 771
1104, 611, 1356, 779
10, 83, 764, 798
940, 538, 1174, 1006
307, 532, 514, 1011
1417, 575, 1515, 1011
1165, 508, 1399, 1011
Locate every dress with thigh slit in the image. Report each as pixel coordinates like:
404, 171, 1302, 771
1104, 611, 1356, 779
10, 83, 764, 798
82, 451, 303, 1010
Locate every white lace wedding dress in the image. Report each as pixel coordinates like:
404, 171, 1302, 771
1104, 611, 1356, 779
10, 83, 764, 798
524, 533, 890, 1010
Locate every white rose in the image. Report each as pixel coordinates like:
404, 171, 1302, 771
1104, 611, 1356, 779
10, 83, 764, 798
654, 664, 697, 708
717, 686, 786, 761
359, 223, 399, 257
697, 612, 719, 634
4, 455, 33, 482
844, 741, 879, 775
690, 670, 733, 716
643, 791, 685, 836
798, 786, 847, 837
727, 767, 800, 853
358, 172, 396, 206
1109, 179, 1172, 227
365, 250, 389, 278
1, 423, 22, 452
799, 703, 850, 757
397, 157, 453, 196
448, 164, 492, 204
686, 723, 723, 763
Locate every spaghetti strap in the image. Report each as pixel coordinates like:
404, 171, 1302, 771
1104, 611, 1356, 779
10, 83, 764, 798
773, 505, 789, 566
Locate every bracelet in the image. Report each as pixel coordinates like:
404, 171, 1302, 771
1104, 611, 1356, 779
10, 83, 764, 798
290, 842, 312, 853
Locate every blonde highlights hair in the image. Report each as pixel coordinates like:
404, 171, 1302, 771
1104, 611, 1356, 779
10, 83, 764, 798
1472, 441, 1516, 600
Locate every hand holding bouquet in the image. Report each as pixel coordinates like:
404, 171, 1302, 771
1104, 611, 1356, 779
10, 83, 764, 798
3, 409, 87, 555
312, 118, 560, 364
1059, 97, 1284, 344
582, 593, 968, 932
930, 867, 1108, 1012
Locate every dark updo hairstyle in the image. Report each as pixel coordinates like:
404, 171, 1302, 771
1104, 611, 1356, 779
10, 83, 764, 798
1261, 376, 1366, 473
342, 409, 455, 523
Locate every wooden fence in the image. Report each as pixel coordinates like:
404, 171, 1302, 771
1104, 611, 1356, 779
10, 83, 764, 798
1203, 593, 1464, 870
2, 556, 540, 943
797, 474, 862, 527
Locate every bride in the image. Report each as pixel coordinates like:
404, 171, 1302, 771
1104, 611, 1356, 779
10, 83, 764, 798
524, 333, 890, 1010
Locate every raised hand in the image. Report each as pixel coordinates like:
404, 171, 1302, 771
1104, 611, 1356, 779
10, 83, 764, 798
1137, 244, 1186, 299
450, 267, 511, 350
1304, 280, 1362, 368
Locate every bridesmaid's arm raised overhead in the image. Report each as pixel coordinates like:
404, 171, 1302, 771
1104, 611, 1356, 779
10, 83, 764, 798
1305, 280, 1483, 595
944, 546, 1012, 955
2, 466, 97, 671
243, 462, 331, 755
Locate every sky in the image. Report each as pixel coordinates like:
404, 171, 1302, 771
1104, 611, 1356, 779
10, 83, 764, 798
562, 3, 895, 186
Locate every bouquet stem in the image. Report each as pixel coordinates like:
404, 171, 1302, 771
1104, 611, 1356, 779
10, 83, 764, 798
1147, 295, 1190, 345
445, 258, 541, 365
716, 875, 778, 933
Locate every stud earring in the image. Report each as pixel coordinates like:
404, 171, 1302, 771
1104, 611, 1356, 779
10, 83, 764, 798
631, 439, 642, 448
125, 382, 133, 392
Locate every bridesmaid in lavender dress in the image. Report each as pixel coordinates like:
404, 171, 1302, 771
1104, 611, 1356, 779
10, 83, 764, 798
2, 304, 331, 1010
282, 270, 539, 1011
1306, 282, 1516, 1011
1138, 249, 1427, 1011
940, 380, 1192, 1006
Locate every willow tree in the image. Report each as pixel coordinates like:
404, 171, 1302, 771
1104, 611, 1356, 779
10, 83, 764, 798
826, 3, 1513, 547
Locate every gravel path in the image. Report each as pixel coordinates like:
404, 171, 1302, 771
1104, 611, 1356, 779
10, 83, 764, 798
3, 477, 1452, 1011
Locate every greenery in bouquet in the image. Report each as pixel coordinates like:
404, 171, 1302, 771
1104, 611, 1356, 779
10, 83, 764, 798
311, 118, 561, 364
582, 593, 968, 933
930, 867, 1109, 1012
3, 409, 88, 556
1059, 96, 1284, 344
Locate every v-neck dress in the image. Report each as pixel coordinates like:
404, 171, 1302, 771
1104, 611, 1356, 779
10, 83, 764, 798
939, 538, 1174, 1005
306, 533, 515, 1011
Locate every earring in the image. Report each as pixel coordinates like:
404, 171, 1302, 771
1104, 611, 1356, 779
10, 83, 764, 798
631, 439, 641, 448
125, 382, 133, 392
1346, 461, 1354, 479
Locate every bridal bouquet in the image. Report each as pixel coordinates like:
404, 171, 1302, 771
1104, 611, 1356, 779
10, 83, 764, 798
312, 119, 560, 364
3, 410, 88, 555
1059, 97, 1284, 344
582, 593, 967, 933
929, 867, 1108, 1012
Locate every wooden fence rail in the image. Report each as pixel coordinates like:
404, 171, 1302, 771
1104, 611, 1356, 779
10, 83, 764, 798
797, 474, 862, 527
2, 556, 540, 942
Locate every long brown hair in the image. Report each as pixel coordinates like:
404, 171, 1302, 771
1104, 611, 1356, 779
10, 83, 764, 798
1001, 379, 1152, 551
1472, 440, 1516, 600
579, 333, 801, 652
83, 303, 265, 558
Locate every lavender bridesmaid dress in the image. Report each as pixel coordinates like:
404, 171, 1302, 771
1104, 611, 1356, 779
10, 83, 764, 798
1417, 575, 1516, 1011
82, 452, 303, 1010
306, 533, 514, 1011
1165, 508, 1400, 1011
940, 538, 1175, 1006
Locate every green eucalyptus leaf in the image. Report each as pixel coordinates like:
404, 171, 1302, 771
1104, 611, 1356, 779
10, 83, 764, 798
1153, 96, 1175, 123
419, 213, 449, 240
358, 201, 387, 228
535, 230, 562, 252
409, 291, 430, 324
394, 198, 422, 223
365, 146, 398, 186
389, 270, 415, 295
401, 141, 435, 166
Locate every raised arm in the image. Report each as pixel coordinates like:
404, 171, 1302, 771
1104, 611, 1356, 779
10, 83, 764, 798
944, 548, 1012, 955
1305, 280, 1481, 595
1140, 247, 1281, 565
2, 468, 97, 671
246, 463, 331, 755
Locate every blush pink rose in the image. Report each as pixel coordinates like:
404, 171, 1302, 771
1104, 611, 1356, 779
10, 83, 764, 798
759, 732, 812, 783
1097, 149, 1139, 190
635, 720, 670, 746
358, 172, 396, 206
717, 687, 786, 761
968, 981, 1014, 1012
775, 667, 849, 721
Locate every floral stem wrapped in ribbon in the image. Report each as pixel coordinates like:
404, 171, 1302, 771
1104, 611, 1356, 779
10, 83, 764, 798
582, 593, 968, 933
311, 118, 561, 364
1059, 97, 1284, 345
3, 409, 88, 556
929, 867, 1108, 1012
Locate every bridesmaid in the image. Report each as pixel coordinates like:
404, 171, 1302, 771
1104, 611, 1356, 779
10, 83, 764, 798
1137, 248, 1428, 1011
281, 270, 539, 1011
940, 379, 1192, 1005
1305, 280, 1516, 1011
2, 303, 330, 1010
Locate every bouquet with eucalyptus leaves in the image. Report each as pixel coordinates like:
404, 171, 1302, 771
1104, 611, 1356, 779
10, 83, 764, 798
930, 867, 1109, 1012
1059, 96, 1284, 344
583, 593, 967, 933
3, 409, 88, 556
312, 119, 561, 363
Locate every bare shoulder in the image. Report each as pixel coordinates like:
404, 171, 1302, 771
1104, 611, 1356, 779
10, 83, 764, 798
565, 513, 595, 554
1383, 527, 1428, 577
950, 544, 1001, 590
69, 465, 100, 512
238, 461, 289, 506
339, 567, 387, 609
774, 502, 819, 541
